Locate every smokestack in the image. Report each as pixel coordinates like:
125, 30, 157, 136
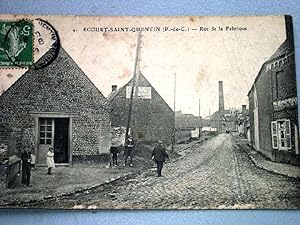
218, 81, 224, 112
112, 85, 117, 92
285, 15, 294, 49
242, 105, 246, 114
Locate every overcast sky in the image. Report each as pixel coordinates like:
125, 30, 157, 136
0, 15, 286, 117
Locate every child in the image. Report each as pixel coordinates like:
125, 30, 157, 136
30, 153, 36, 170
47, 147, 55, 175
110, 146, 118, 167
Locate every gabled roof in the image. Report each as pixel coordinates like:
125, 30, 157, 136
0, 47, 110, 111
107, 72, 173, 112
247, 37, 294, 97
268, 39, 294, 61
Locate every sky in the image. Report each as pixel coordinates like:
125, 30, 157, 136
0, 15, 286, 117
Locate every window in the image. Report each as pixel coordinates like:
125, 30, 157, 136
39, 118, 53, 145
271, 119, 292, 150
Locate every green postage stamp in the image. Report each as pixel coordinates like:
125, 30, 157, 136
0, 20, 33, 67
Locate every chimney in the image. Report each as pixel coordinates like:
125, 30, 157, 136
242, 105, 246, 114
112, 85, 117, 92
218, 81, 224, 112
285, 15, 294, 49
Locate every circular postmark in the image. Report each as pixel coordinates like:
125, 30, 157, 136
1, 18, 60, 69
32, 18, 60, 70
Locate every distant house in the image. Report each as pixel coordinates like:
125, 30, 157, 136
0, 47, 111, 167
108, 73, 174, 145
236, 105, 249, 137
209, 109, 237, 133
248, 16, 299, 166
175, 111, 202, 143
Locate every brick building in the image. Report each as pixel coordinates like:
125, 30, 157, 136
248, 16, 299, 165
0, 47, 111, 167
108, 73, 174, 145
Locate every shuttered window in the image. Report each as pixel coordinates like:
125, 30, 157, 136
271, 121, 278, 149
285, 120, 291, 149
271, 120, 292, 151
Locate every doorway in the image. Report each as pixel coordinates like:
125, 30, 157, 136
54, 118, 69, 163
37, 118, 69, 165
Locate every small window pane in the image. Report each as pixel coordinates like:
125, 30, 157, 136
46, 139, 51, 144
281, 140, 285, 148
40, 118, 46, 124
273, 137, 278, 148
272, 123, 276, 134
47, 126, 52, 131
46, 119, 52, 124
286, 121, 290, 134
40, 138, 45, 144
40, 132, 45, 138
286, 136, 291, 148
40, 125, 46, 131
46, 133, 52, 138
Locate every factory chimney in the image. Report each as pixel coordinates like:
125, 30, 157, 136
218, 81, 224, 112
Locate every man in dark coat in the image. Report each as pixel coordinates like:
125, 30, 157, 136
110, 146, 118, 166
124, 135, 134, 167
21, 147, 32, 187
152, 140, 169, 177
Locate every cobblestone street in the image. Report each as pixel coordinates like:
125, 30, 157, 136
26, 134, 300, 209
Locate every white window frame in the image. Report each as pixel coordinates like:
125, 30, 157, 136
271, 119, 292, 151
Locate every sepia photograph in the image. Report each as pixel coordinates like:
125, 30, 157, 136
0, 14, 299, 209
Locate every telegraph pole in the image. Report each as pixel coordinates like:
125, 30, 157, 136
199, 98, 201, 138
172, 73, 176, 150
125, 31, 143, 142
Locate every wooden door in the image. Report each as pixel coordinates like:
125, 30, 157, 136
38, 118, 54, 165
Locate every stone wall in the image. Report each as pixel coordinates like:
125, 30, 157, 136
0, 47, 111, 160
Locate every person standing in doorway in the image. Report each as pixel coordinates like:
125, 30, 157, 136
152, 140, 169, 177
21, 147, 32, 187
124, 135, 134, 167
47, 147, 55, 175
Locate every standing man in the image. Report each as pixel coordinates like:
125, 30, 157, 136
124, 135, 134, 167
110, 146, 118, 167
152, 140, 169, 177
21, 147, 32, 187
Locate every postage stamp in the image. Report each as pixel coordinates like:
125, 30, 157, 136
0, 20, 33, 67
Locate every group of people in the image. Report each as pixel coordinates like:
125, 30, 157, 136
110, 135, 135, 167
21, 136, 169, 187
21, 147, 55, 187
110, 136, 169, 177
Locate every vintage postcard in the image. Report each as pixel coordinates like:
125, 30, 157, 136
0, 15, 298, 209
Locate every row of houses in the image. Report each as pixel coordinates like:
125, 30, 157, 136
0, 47, 174, 174
247, 15, 299, 166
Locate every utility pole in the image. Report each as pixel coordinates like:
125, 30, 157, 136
172, 73, 176, 151
199, 98, 201, 138
125, 31, 143, 142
